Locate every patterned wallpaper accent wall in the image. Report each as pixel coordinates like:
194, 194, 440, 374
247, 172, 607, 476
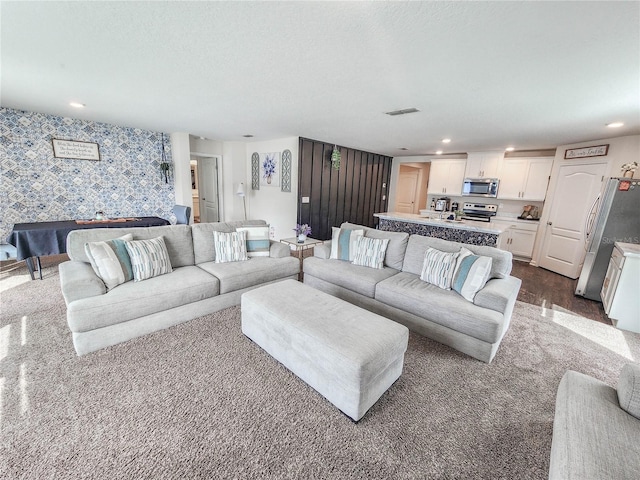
0, 108, 175, 244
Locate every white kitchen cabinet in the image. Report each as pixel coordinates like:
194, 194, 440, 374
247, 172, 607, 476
428, 159, 466, 196
601, 242, 640, 333
465, 152, 503, 178
498, 157, 553, 201
496, 220, 538, 260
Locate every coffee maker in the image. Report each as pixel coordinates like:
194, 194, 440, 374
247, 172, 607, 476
434, 197, 450, 212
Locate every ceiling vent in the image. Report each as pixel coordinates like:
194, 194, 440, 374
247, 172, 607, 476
385, 108, 420, 116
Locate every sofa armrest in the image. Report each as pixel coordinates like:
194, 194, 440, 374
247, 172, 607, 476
314, 242, 331, 259
269, 240, 291, 258
473, 276, 522, 316
59, 261, 106, 305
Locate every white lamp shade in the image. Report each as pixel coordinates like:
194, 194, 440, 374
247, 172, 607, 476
236, 182, 246, 197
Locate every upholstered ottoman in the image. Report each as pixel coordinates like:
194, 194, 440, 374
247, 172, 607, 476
241, 279, 409, 421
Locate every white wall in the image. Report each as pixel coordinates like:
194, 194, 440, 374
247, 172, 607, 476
222, 141, 248, 222
244, 137, 299, 240
169, 133, 193, 221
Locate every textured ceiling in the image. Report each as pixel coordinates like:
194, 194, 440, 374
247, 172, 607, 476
1, 1, 639, 156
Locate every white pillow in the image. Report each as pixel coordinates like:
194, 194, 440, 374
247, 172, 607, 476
451, 247, 493, 301
84, 234, 133, 290
351, 236, 389, 269
125, 236, 173, 282
213, 231, 248, 263
420, 247, 460, 290
236, 225, 270, 257
329, 227, 364, 261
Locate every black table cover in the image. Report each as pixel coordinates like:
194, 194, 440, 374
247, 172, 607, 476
6, 217, 171, 260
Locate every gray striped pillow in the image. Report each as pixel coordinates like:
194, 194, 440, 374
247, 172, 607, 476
351, 236, 389, 269
125, 236, 173, 282
420, 247, 460, 290
214, 230, 248, 263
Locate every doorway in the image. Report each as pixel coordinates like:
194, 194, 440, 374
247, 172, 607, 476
395, 163, 430, 214
538, 162, 607, 278
192, 155, 221, 223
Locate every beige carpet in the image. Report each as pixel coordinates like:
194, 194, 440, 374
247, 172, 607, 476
1, 261, 639, 479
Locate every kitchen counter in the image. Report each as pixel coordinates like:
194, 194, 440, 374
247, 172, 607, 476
374, 212, 508, 247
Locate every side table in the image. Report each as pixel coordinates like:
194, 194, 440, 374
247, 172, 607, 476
280, 237, 323, 281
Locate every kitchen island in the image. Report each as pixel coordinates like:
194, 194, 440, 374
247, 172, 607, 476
374, 212, 509, 247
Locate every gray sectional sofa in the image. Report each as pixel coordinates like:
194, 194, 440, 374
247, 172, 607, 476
303, 222, 522, 363
549, 364, 640, 480
59, 220, 299, 355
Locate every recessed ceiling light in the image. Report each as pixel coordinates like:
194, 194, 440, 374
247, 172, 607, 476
398, 147, 409, 151
243, 134, 254, 138
505, 147, 515, 152
69, 102, 85, 108
435, 150, 443, 155
442, 138, 451, 143
607, 122, 624, 128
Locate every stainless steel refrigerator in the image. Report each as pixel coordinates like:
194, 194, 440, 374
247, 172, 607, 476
575, 177, 640, 301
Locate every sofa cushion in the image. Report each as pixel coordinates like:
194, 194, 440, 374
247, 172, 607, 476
198, 257, 299, 294
341, 222, 409, 270
213, 231, 248, 263
236, 225, 270, 257
330, 227, 364, 261
192, 220, 267, 264
452, 248, 493, 302
402, 234, 512, 279
84, 234, 134, 290
420, 248, 460, 290
126, 236, 173, 281
618, 363, 640, 419
375, 272, 505, 343
304, 256, 399, 298
67, 266, 219, 333
67, 225, 195, 268
351, 236, 389, 269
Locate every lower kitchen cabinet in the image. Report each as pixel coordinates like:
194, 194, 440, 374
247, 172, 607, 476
497, 221, 538, 260
601, 242, 640, 333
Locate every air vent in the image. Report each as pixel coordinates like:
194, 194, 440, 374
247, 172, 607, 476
385, 108, 420, 116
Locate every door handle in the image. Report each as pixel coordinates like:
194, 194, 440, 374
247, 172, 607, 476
547, 222, 552, 226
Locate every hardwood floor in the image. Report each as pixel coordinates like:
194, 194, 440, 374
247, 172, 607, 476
511, 260, 610, 324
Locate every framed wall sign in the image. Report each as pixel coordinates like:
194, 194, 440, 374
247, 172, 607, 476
52, 139, 101, 160
564, 144, 609, 159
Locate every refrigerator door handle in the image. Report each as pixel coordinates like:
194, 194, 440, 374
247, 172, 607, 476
584, 193, 600, 250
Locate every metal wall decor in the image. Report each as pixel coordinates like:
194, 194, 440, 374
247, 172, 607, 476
251, 152, 260, 190
281, 149, 292, 192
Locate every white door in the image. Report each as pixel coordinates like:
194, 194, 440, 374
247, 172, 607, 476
396, 168, 420, 213
198, 157, 219, 223
538, 162, 607, 278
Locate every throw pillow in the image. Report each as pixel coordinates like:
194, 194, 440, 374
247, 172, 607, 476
84, 234, 134, 290
452, 247, 493, 302
420, 247, 460, 290
213, 230, 248, 263
125, 236, 173, 282
618, 363, 640, 419
351, 236, 389, 269
236, 225, 270, 257
329, 227, 364, 261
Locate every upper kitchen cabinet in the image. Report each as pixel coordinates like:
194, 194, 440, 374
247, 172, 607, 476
498, 157, 553, 201
465, 152, 503, 178
428, 159, 467, 196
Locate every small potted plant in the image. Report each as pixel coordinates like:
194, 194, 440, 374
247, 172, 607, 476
294, 223, 312, 243
621, 161, 638, 178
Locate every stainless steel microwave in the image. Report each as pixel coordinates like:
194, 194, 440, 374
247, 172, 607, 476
461, 178, 499, 197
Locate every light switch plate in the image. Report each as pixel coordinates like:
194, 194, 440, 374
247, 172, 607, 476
302, 196, 310, 203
